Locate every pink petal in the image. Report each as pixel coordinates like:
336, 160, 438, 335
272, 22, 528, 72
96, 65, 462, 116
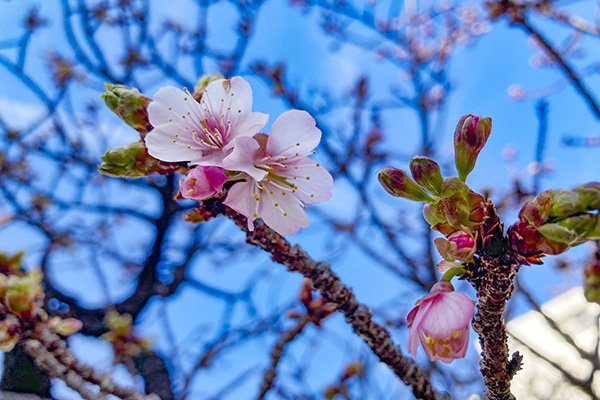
267, 110, 322, 158
190, 150, 228, 168
145, 125, 203, 162
406, 305, 419, 327
198, 77, 267, 143
223, 179, 260, 231
259, 184, 309, 236
222, 137, 268, 181
282, 157, 333, 204
408, 327, 420, 358
204, 166, 228, 191
419, 293, 474, 336
229, 111, 269, 141
201, 77, 253, 116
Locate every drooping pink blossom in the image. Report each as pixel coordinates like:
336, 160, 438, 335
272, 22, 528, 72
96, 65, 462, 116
222, 110, 333, 236
407, 281, 475, 363
144, 77, 268, 167
179, 166, 228, 201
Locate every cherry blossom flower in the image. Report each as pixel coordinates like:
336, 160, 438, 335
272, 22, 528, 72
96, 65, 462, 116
407, 281, 475, 363
222, 110, 333, 236
179, 166, 228, 201
144, 77, 268, 167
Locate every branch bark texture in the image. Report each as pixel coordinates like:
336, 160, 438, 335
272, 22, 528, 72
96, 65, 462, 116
468, 201, 522, 400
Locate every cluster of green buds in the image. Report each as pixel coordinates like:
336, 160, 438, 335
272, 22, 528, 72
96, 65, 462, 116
0, 252, 81, 351
507, 183, 600, 263
378, 114, 492, 278
378, 115, 491, 230
101, 311, 151, 363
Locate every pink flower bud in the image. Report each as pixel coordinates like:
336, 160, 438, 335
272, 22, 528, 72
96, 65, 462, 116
435, 231, 476, 262
407, 281, 475, 363
453, 114, 492, 181
409, 156, 443, 196
179, 166, 227, 201
378, 167, 434, 202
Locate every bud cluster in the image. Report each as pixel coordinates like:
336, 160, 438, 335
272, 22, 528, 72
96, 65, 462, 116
0, 252, 81, 351
101, 311, 151, 363
378, 114, 491, 236
508, 184, 600, 262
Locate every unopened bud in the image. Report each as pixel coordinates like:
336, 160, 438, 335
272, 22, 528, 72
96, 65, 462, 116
378, 167, 434, 202
410, 156, 443, 196
453, 114, 492, 181
102, 83, 152, 135
576, 182, 600, 210
435, 230, 476, 262
0, 316, 19, 351
584, 254, 600, 304
98, 141, 181, 178
48, 317, 83, 336
549, 190, 586, 219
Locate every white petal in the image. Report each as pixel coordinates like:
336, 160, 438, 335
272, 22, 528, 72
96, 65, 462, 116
267, 110, 321, 158
283, 158, 333, 204
145, 125, 203, 162
223, 179, 261, 230
230, 112, 269, 140
260, 185, 309, 236
223, 137, 267, 181
148, 86, 203, 129
201, 77, 253, 115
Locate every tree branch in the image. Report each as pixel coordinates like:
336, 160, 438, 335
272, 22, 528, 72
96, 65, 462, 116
202, 198, 449, 400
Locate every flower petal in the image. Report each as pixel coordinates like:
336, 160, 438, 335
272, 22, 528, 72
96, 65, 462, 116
223, 179, 261, 231
267, 110, 322, 158
282, 158, 333, 204
419, 292, 474, 335
145, 125, 203, 162
227, 111, 269, 142
148, 86, 203, 128
223, 136, 268, 181
259, 184, 309, 236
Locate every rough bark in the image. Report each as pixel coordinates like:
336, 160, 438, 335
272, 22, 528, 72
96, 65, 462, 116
468, 201, 522, 400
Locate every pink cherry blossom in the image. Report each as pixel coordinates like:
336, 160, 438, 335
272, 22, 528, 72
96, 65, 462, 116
222, 110, 333, 236
407, 281, 475, 363
144, 77, 268, 167
179, 166, 228, 201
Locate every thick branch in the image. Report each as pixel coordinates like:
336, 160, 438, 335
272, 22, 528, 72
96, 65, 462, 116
468, 201, 521, 400
203, 199, 449, 400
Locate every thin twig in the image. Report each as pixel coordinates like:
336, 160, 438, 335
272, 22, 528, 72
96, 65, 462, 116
256, 314, 311, 400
